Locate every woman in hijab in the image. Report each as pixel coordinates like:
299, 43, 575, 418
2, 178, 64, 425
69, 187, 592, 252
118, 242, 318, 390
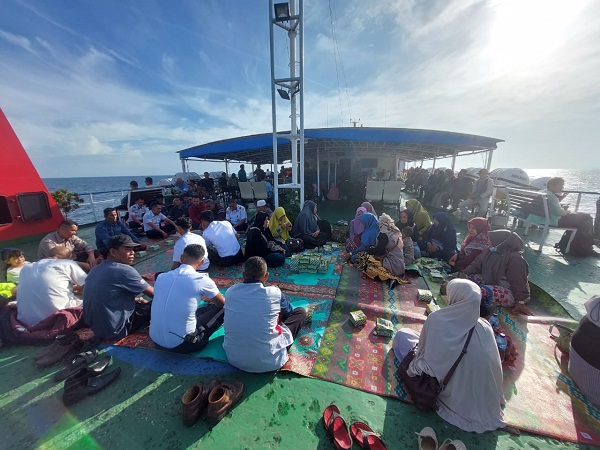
291, 200, 331, 249
393, 279, 505, 433
360, 201, 377, 216
463, 230, 531, 315
326, 183, 341, 201
269, 207, 292, 243
569, 295, 600, 406
244, 212, 286, 267
349, 213, 379, 263
346, 207, 367, 252
449, 217, 491, 272
423, 212, 457, 261
354, 213, 407, 288
405, 199, 432, 241
396, 209, 414, 232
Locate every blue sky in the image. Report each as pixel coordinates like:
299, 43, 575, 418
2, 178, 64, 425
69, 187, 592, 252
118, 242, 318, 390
1, 0, 599, 178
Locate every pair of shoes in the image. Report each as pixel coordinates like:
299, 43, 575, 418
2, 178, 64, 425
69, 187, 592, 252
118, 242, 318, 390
62, 361, 121, 406
181, 380, 218, 426
181, 380, 244, 426
35, 334, 83, 368
416, 427, 466, 450
322, 404, 387, 450
54, 350, 99, 381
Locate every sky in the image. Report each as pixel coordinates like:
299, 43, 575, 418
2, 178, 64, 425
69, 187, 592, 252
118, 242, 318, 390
1, 0, 599, 178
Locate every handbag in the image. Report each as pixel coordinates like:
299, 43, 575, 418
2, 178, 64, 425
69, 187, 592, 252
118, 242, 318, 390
286, 238, 304, 253
398, 326, 475, 410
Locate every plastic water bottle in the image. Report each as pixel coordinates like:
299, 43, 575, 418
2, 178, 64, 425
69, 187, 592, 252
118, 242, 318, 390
496, 333, 508, 362
489, 313, 500, 330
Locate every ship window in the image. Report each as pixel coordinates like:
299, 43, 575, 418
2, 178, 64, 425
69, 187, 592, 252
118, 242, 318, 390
0, 196, 12, 225
16, 192, 52, 222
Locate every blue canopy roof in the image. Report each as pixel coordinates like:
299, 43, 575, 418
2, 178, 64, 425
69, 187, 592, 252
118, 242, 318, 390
178, 127, 503, 164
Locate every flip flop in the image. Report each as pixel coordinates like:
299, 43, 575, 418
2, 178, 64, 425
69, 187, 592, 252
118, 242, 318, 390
53, 350, 98, 381
350, 421, 387, 450
439, 438, 467, 450
322, 404, 352, 450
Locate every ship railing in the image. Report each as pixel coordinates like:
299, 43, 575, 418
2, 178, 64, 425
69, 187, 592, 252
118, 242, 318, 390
69, 189, 127, 225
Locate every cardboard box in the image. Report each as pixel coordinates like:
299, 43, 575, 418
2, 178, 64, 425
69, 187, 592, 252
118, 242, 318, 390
417, 289, 434, 303
374, 318, 394, 337
349, 310, 367, 327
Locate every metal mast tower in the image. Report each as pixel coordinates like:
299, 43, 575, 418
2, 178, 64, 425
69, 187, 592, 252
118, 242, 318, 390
269, 0, 304, 208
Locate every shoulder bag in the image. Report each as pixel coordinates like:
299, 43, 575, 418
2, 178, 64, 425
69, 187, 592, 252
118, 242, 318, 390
398, 326, 475, 410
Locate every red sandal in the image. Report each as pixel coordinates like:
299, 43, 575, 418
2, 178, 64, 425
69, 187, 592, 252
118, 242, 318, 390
322, 404, 352, 450
350, 421, 387, 450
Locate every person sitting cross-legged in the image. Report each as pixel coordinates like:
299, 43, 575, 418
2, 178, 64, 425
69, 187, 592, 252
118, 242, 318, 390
150, 244, 225, 353
143, 202, 176, 239
171, 217, 210, 272
199, 210, 244, 267
226, 199, 248, 233
83, 235, 154, 341
223, 256, 307, 373
95, 207, 146, 256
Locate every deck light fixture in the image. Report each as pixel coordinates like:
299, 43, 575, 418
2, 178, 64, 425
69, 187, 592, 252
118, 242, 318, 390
274, 3, 290, 20
277, 88, 291, 100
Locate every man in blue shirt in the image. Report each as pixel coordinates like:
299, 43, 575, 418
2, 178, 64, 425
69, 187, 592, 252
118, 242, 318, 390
95, 208, 146, 256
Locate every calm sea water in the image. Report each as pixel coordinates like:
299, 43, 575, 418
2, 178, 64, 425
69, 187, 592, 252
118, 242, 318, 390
42, 169, 600, 225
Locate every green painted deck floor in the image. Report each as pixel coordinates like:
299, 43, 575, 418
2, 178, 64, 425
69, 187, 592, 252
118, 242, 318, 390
1, 199, 599, 449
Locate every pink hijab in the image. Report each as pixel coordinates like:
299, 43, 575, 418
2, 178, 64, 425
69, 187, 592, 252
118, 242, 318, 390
350, 207, 367, 238
461, 217, 491, 255
360, 202, 377, 216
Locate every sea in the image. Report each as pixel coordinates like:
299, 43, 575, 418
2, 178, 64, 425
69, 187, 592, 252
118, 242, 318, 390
42, 169, 600, 226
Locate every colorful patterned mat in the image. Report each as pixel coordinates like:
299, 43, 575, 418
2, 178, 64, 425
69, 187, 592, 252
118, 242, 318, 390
310, 265, 600, 445
112, 294, 333, 377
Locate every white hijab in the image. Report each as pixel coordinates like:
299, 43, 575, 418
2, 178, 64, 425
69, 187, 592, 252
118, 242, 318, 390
408, 279, 481, 380
585, 295, 600, 327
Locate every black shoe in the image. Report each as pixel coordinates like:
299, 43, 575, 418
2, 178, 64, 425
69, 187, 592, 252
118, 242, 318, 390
63, 366, 122, 406
54, 350, 98, 381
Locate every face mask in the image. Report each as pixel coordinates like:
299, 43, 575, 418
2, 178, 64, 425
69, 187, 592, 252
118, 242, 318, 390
490, 234, 513, 253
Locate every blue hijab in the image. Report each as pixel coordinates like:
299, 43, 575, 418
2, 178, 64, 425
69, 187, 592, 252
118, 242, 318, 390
359, 213, 379, 247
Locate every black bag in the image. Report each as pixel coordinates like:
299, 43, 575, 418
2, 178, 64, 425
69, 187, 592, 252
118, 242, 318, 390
398, 327, 475, 410
286, 238, 304, 253
555, 212, 595, 256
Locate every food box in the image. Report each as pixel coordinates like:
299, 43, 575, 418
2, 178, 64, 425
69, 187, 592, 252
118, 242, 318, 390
147, 245, 160, 251
135, 251, 147, 257
417, 289, 434, 303
304, 305, 315, 323
322, 244, 333, 254
163, 239, 174, 245
426, 303, 440, 315
349, 310, 367, 327
317, 260, 329, 274
428, 270, 444, 281
373, 318, 394, 337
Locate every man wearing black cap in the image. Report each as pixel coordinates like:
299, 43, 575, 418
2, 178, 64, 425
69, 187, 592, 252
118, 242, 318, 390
83, 235, 154, 340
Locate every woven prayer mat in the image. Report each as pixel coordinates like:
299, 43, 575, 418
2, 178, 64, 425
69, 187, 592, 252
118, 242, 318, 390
311, 265, 600, 445
112, 294, 333, 377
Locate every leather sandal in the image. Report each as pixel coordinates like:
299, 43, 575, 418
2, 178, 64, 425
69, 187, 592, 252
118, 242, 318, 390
350, 421, 387, 450
439, 438, 467, 450
416, 427, 438, 450
53, 350, 98, 381
322, 404, 352, 450
206, 380, 244, 423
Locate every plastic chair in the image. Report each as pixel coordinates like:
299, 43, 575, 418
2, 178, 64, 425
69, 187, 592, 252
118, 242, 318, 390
365, 181, 384, 202
252, 181, 269, 200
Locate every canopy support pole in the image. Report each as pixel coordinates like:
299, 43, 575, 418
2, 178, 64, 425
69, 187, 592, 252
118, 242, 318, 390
451, 150, 457, 172
486, 149, 494, 170
316, 144, 320, 197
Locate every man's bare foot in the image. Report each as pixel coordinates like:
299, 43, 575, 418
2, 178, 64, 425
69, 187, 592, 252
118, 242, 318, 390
512, 303, 533, 316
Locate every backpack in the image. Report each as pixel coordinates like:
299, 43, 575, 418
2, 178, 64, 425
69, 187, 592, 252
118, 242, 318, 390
555, 229, 594, 257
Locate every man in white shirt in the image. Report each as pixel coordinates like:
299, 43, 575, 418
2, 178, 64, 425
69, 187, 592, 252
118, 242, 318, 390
171, 217, 210, 271
226, 199, 248, 232
457, 168, 494, 219
143, 202, 176, 239
128, 197, 148, 230
199, 210, 243, 267
223, 257, 306, 372
150, 244, 225, 353
17, 247, 87, 327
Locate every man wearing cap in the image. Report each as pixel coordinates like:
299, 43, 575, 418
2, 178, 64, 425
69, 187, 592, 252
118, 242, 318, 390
255, 199, 273, 218
83, 235, 154, 340
457, 168, 494, 219
226, 199, 248, 232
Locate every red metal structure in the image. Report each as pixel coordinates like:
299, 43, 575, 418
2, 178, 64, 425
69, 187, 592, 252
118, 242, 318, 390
0, 108, 63, 243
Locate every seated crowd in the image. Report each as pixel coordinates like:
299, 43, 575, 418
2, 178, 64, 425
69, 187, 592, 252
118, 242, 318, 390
2, 172, 599, 435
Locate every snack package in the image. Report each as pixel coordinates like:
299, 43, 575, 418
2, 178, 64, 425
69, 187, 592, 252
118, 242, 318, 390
349, 310, 367, 327
304, 305, 315, 323
373, 318, 394, 337
426, 303, 440, 315
417, 289, 434, 303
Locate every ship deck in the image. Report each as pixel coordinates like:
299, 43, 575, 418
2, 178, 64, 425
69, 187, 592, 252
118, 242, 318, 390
1, 198, 599, 450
